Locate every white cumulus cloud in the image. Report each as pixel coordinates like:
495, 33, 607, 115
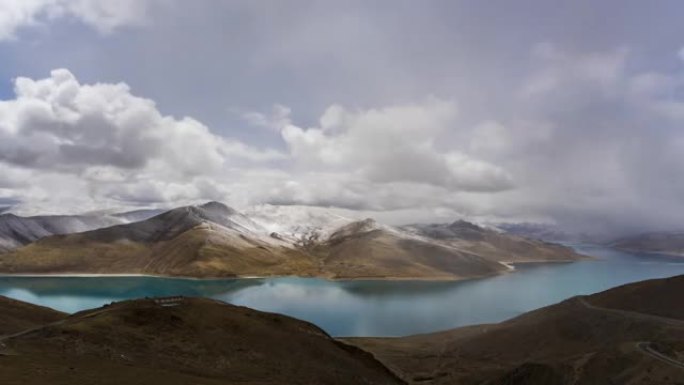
0, 0, 152, 40
279, 99, 514, 192
0, 69, 283, 212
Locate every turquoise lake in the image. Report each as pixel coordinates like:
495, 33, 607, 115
1, 245, 684, 337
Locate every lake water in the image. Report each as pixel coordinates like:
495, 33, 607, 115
2, 245, 684, 337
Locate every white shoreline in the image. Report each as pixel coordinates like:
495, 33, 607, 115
499, 262, 516, 270
0, 258, 588, 281
0, 273, 257, 280
0, 273, 481, 282
0, 273, 152, 277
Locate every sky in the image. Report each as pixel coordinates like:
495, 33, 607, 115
1, 0, 684, 235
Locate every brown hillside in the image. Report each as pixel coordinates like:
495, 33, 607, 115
347, 275, 684, 385
1, 297, 404, 385
0, 204, 587, 280
313, 223, 508, 279
0, 296, 66, 335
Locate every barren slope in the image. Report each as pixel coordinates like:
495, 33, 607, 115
0, 209, 163, 253
347, 275, 684, 385
0, 295, 66, 335
312, 219, 508, 279
404, 220, 586, 263
0, 297, 404, 385
0, 203, 586, 280
0, 203, 317, 278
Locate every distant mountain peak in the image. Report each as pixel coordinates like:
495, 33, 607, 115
448, 219, 482, 230
198, 201, 235, 214
327, 218, 379, 241
158, 202, 236, 221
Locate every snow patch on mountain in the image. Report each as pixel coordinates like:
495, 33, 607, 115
244, 204, 361, 243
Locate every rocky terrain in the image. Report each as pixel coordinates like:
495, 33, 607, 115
0, 202, 587, 280
347, 275, 684, 385
0, 296, 404, 385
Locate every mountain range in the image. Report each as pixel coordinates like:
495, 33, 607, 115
609, 232, 684, 257
495, 222, 611, 244
498, 223, 684, 259
0, 209, 163, 253
0, 202, 587, 280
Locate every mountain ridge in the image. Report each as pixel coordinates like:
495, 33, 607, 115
0, 209, 162, 253
609, 231, 684, 257
0, 201, 588, 280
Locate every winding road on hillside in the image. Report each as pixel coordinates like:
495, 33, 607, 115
637, 342, 684, 370
0, 297, 185, 356
577, 297, 684, 370
0, 306, 113, 355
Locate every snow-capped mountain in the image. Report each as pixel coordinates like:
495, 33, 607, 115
0, 202, 587, 279
244, 204, 360, 245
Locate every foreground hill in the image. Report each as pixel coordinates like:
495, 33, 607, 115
0, 202, 586, 280
0, 297, 403, 385
347, 275, 684, 385
610, 232, 684, 257
589, 274, 684, 320
0, 296, 66, 335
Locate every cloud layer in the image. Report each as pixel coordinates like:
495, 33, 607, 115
0, 0, 150, 40
280, 100, 513, 192
456, 45, 684, 234
0, 70, 514, 216
0, 69, 283, 211
2, 1, 684, 236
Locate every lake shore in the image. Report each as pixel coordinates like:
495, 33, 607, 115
0, 272, 476, 282
612, 247, 684, 258
1, 245, 683, 336
0, 258, 589, 281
